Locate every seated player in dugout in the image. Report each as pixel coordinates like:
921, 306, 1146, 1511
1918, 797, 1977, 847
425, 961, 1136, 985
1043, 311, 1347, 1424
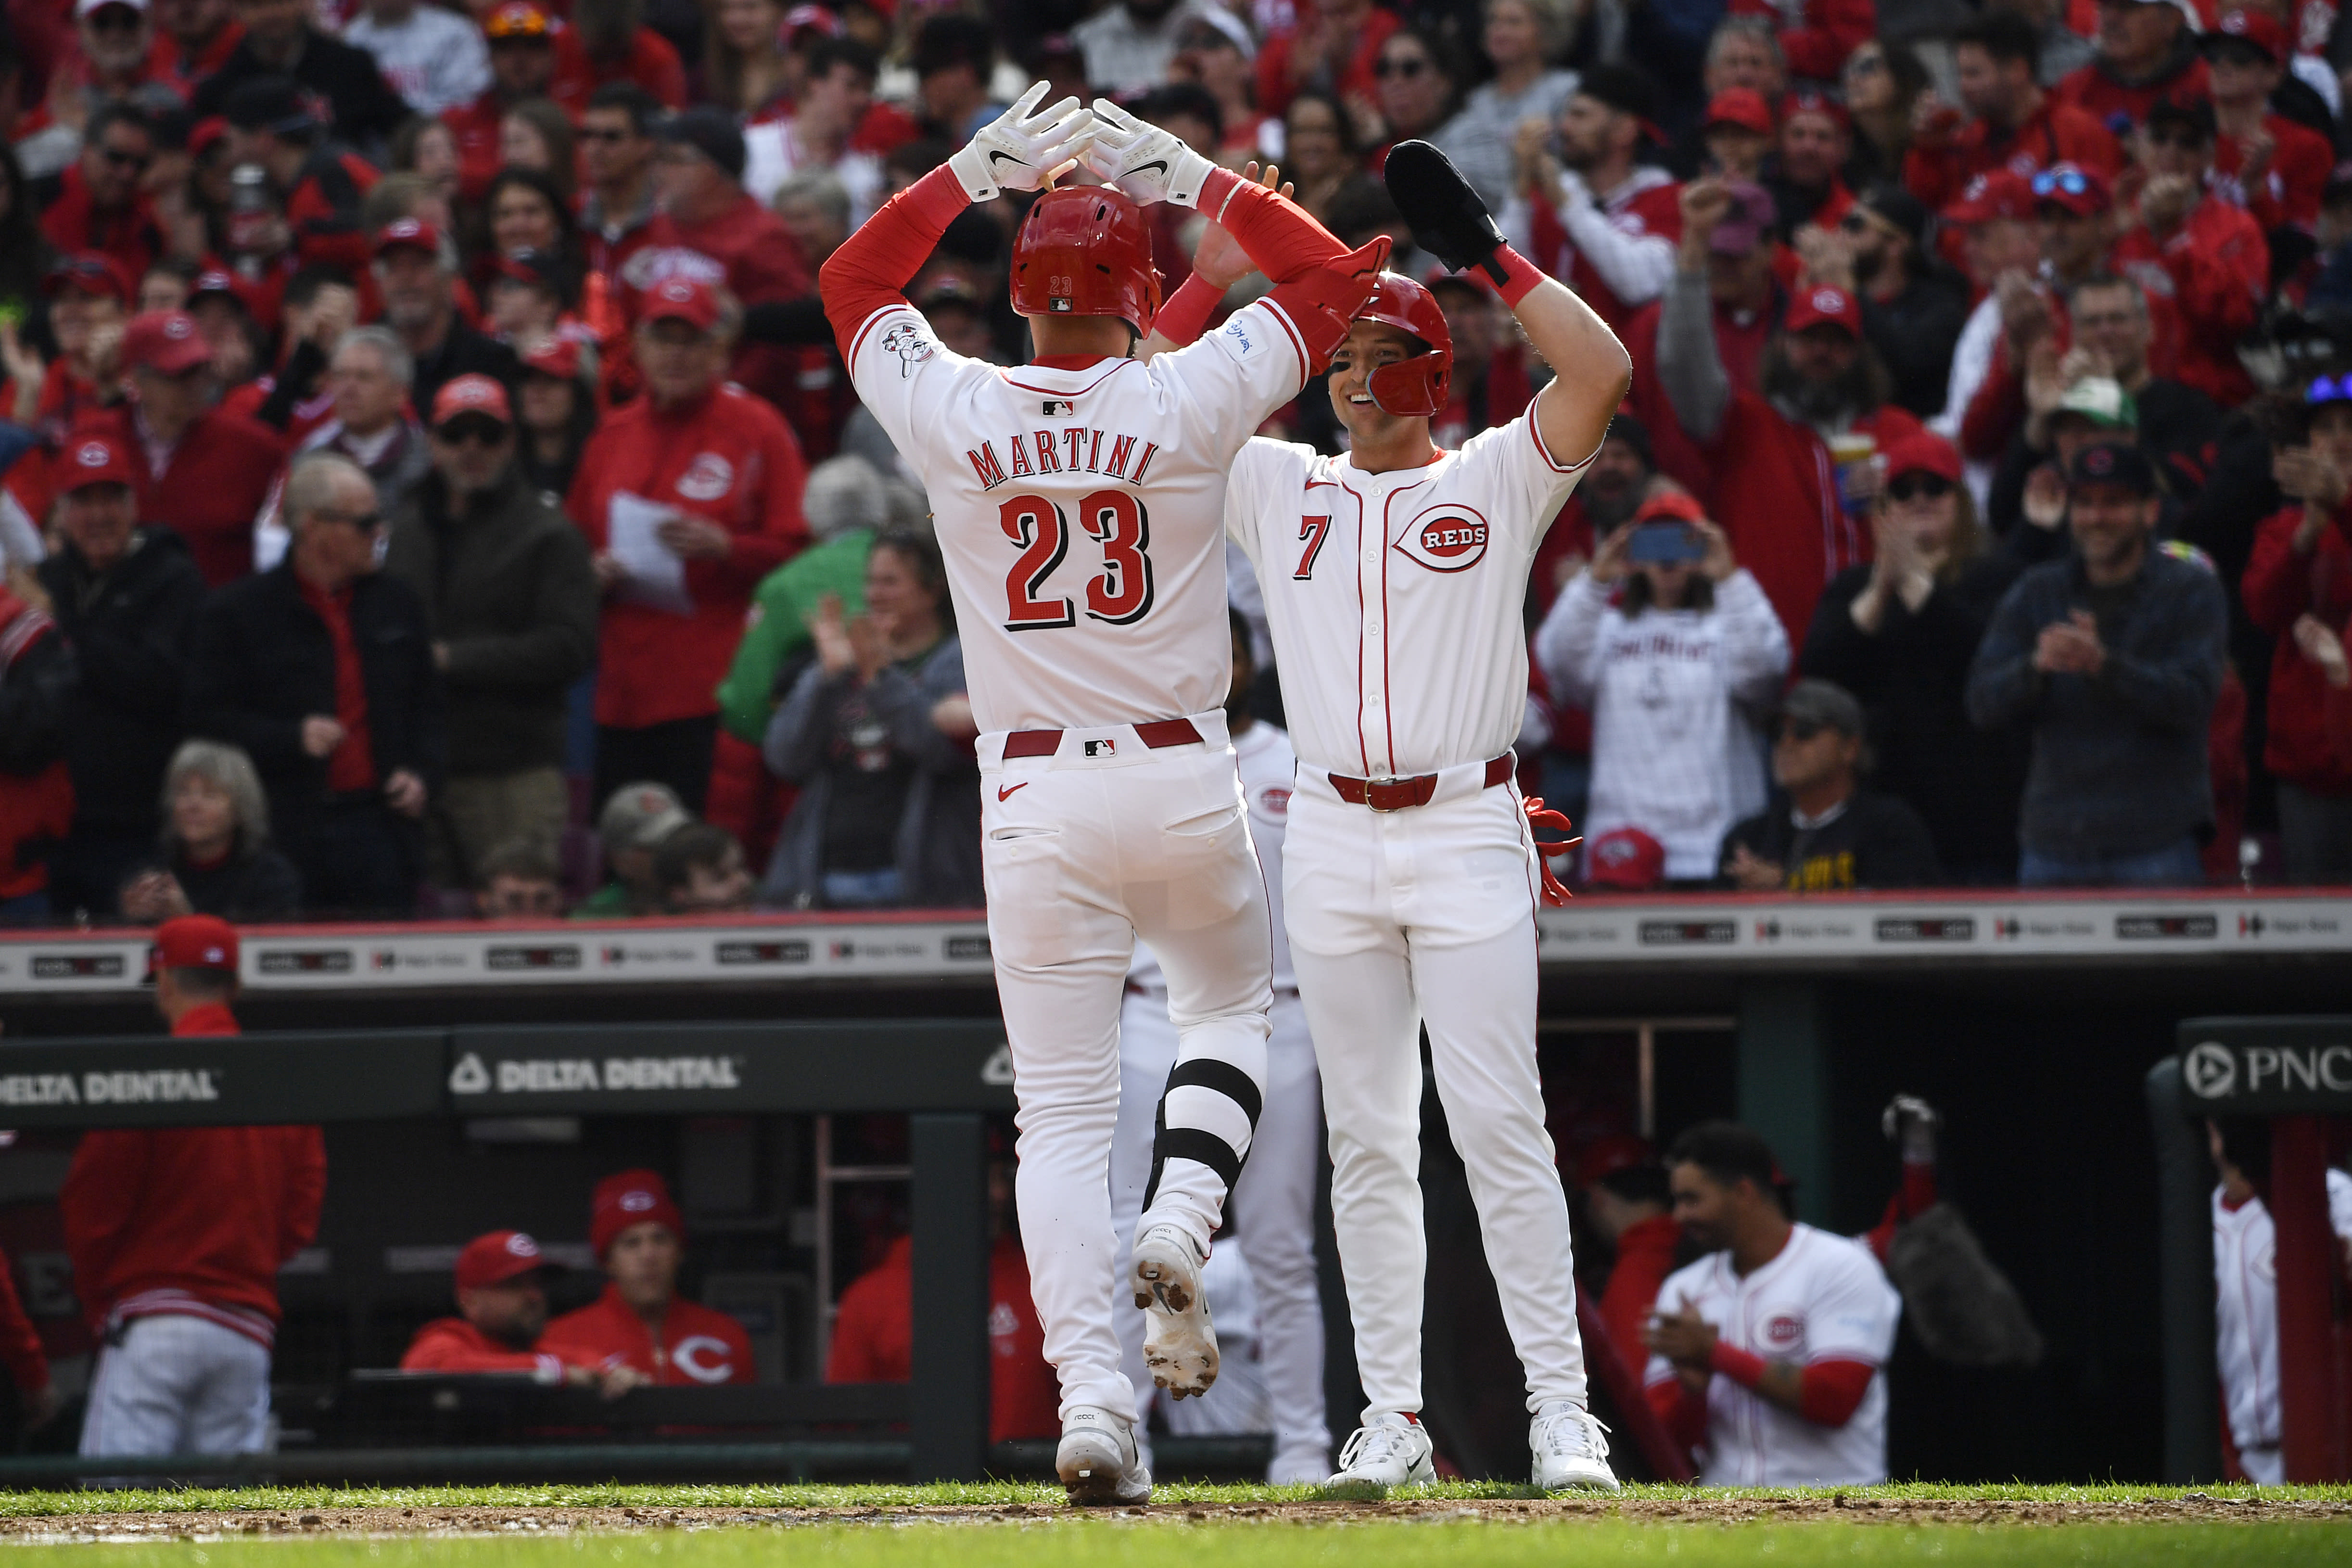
538, 1171, 756, 1384
400, 1229, 644, 1397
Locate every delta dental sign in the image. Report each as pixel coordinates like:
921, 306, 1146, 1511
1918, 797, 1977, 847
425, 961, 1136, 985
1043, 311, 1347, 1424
449, 1052, 745, 1096
2179, 1018, 2352, 1114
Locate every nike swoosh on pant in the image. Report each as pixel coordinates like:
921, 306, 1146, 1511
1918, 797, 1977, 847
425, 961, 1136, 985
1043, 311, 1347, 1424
998, 782, 1030, 801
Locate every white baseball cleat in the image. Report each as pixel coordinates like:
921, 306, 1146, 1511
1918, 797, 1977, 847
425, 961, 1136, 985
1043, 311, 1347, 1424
1056, 1404, 1152, 1506
1323, 1412, 1437, 1492
1131, 1222, 1219, 1399
1530, 1402, 1620, 1492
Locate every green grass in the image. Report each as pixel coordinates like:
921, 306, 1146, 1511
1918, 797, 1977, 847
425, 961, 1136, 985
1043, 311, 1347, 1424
4, 1521, 2351, 1568
0, 1479, 2347, 1516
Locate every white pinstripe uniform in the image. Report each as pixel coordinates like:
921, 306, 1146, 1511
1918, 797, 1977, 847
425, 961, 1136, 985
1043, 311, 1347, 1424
1223, 410, 1598, 1424
2213, 1170, 2352, 1484
1113, 718, 1330, 1479
841, 290, 1322, 1427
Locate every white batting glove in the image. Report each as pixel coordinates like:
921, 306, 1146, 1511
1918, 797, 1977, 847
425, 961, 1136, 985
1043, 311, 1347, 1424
945, 81, 1094, 203
1083, 98, 1217, 208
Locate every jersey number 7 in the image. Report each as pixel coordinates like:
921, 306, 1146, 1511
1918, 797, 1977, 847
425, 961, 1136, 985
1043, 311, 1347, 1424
1000, 491, 1156, 630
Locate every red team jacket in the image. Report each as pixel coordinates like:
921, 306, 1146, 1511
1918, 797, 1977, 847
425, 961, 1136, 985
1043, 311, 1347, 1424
57, 1003, 326, 1344
400, 1316, 570, 1380
38, 168, 166, 287
2244, 501, 2352, 793
67, 404, 290, 586
567, 381, 807, 729
2112, 196, 2268, 407
825, 1235, 1060, 1444
539, 1283, 755, 1384
1900, 98, 2123, 212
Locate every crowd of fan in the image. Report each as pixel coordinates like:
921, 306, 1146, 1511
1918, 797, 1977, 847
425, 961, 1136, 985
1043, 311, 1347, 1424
2, 0, 2352, 922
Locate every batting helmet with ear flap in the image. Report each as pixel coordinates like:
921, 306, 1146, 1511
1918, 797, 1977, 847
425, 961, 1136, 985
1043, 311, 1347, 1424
1010, 185, 1163, 338
1352, 272, 1454, 417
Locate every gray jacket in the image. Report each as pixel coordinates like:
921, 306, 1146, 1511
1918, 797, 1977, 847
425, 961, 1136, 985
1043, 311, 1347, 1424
757, 637, 982, 909
1964, 546, 2227, 858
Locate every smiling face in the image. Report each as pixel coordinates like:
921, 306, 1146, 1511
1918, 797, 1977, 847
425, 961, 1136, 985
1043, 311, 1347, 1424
1375, 35, 1447, 136
1327, 319, 1426, 442
1283, 96, 1346, 182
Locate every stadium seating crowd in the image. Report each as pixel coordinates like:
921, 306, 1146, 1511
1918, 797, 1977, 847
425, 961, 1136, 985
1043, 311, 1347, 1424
5, 0, 2352, 921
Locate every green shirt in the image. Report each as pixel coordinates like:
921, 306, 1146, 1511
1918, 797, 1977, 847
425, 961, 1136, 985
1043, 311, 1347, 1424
569, 881, 635, 918
714, 529, 875, 745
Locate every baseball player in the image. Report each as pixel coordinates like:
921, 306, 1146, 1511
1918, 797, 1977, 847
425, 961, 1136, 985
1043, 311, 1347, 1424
1111, 610, 1329, 1485
819, 88, 1384, 1503
1143, 140, 1628, 1492
2208, 1118, 2352, 1483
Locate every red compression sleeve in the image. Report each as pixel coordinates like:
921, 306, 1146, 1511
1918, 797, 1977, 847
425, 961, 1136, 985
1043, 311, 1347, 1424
1708, 1341, 1768, 1389
1489, 244, 1546, 307
1155, 272, 1224, 347
818, 165, 969, 362
1198, 166, 1347, 282
1902, 1160, 1939, 1217
1647, 1377, 1709, 1449
1797, 1360, 1877, 1428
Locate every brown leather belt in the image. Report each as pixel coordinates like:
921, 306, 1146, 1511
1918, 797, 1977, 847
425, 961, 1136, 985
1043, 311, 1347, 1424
1004, 717, 1205, 759
1328, 754, 1513, 812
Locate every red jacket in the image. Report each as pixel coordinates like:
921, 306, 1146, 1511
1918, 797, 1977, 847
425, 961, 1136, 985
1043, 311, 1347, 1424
1523, 175, 1683, 339
2244, 501, 2352, 792
400, 1316, 572, 1380
1253, 6, 1397, 118
58, 1003, 326, 1340
824, 1234, 1060, 1444
1901, 97, 2123, 212
539, 1282, 754, 1384
1728, 0, 1874, 82
1622, 287, 1786, 505
2215, 114, 2334, 235
0, 1248, 50, 1395
284, 148, 381, 274
440, 93, 507, 205
2055, 53, 2212, 133
2113, 197, 2268, 406
551, 25, 687, 114
1599, 1213, 1681, 1369
1704, 392, 1923, 649
568, 381, 807, 728
621, 197, 812, 322
68, 403, 288, 587
38, 166, 165, 285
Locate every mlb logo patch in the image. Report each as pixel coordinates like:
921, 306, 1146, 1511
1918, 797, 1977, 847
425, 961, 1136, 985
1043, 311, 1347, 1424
1083, 739, 1117, 758
1043, 399, 1075, 416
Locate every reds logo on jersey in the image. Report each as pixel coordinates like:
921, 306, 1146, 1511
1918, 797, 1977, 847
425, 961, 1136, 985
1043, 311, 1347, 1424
880, 321, 938, 379
1762, 1313, 1806, 1351
671, 1335, 736, 1383
676, 453, 735, 502
1393, 503, 1492, 573
1256, 785, 1291, 819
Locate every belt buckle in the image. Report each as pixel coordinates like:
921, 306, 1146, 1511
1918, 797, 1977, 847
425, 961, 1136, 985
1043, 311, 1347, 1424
1363, 775, 1404, 813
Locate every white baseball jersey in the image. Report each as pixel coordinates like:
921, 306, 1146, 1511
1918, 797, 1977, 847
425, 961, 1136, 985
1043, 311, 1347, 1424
1131, 719, 1298, 991
1533, 570, 1790, 880
1223, 413, 1591, 778
2213, 1170, 2352, 1480
1645, 1224, 1902, 1487
843, 297, 1316, 734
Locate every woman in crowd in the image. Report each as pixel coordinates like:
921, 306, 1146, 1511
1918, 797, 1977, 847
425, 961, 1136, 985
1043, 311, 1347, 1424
1172, 16, 1265, 166
1841, 38, 1931, 189
758, 529, 980, 910
116, 741, 303, 923
1800, 433, 2029, 883
1536, 495, 1790, 886
1370, 27, 1460, 168
498, 99, 578, 207
1434, 0, 1581, 209
705, 0, 794, 119
390, 115, 464, 212
517, 337, 600, 496
1278, 89, 1384, 230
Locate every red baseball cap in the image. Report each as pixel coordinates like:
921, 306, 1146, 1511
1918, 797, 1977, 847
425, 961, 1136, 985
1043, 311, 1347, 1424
522, 337, 585, 381
190, 268, 252, 310
152, 914, 238, 974
1574, 1134, 1655, 1189
1632, 490, 1706, 525
1881, 430, 1962, 483
189, 115, 230, 160
483, 0, 552, 38
123, 310, 212, 375
2209, 6, 2285, 62
59, 430, 137, 492
1703, 87, 1774, 136
454, 1229, 556, 1291
373, 217, 443, 259
590, 1168, 685, 1258
779, 1, 842, 41
431, 372, 512, 428
1941, 169, 2037, 224
641, 276, 722, 331
1784, 283, 1863, 338
1585, 827, 1666, 891
1780, 87, 1850, 130
45, 252, 133, 305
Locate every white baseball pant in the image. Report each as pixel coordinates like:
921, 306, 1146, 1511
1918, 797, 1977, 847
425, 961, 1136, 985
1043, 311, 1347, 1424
1284, 766, 1589, 1424
1112, 986, 1330, 1474
80, 1313, 273, 1456
981, 714, 1273, 1426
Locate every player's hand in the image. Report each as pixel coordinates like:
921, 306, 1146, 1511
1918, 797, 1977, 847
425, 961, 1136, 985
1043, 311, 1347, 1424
301, 715, 347, 758
1644, 1302, 1718, 1369
1084, 98, 1217, 208
946, 81, 1094, 204
1192, 162, 1289, 290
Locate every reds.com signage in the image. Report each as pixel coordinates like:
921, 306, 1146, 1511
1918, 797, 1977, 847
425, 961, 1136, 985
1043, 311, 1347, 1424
2178, 1018, 2352, 1114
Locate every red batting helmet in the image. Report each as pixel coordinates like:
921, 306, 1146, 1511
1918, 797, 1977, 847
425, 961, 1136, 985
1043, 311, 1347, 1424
1354, 273, 1453, 418
1010, 186, 1162, 338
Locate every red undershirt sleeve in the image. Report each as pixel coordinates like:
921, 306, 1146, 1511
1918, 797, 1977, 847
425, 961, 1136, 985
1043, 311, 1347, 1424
1646, 1375, 1709, 1450
818, 165, 970, 363
1154, 273, 1225, 347
1196, 167, 1348, 283
1797, 1359, 1878, 1427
